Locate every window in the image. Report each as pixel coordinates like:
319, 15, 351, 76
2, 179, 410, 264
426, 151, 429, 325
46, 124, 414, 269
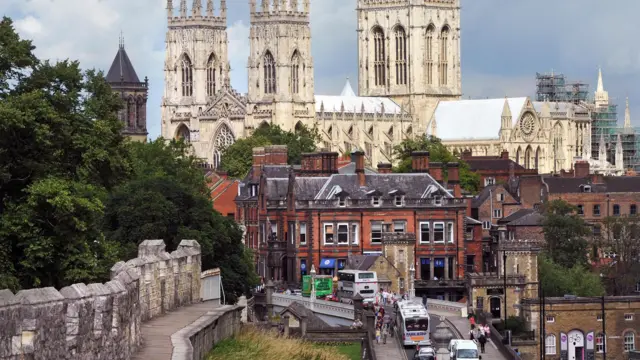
351, 224, 359, 245
439, 27, 449, 85
614, 204, 620, 216
372, 196, 381, 207
395, 196, 404, 207
582, 185, 592, 193
337, 223, 349, 244
206, 54, 216, 96
300, 223, 307, 245
371, 222, 382, 244
482, 221, 491, 230
399, 278, 405, 289
596, 333, 605, 353
545, 335, 557, 355
291, 51, 300, 94
593, 204, 601, 216
393, 221, 406, 233
434, 222, 445, 243
493, 209, 502, 218
394, 26, 407, 85
399, 250, 405, 263
263, 51, 276, 94
271, 224, 278, 237
324, 224, 334, 244
497, 193, 505, 202
373, 27, 386, 86
434, 196, 443, 206
181, 54, 193, 97
596, 314, 603, 321
484, 177, 495, 186
426, 25, 434, 85
447, 222, 454, 243
338, 197, 347, 207
624, 331, 635, 352
577, 205, 584, 215
593, 224, 601, 236
637, 281, 640, 293
625, 313, 634, 321
632, 204, 637, 215
420, 222, 430, 243
546, 315, 555, 323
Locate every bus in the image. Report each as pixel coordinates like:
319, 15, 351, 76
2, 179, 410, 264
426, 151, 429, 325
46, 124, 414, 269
337, 270, 379, 299
397, 302, 431, 347
301, 275, 333, 297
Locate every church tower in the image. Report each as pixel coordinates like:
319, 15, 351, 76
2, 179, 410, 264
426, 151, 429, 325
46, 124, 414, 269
161, 0, 230, 147
106, 35, 149, 142
356, 0, 462, 133
246, 0, 315, 131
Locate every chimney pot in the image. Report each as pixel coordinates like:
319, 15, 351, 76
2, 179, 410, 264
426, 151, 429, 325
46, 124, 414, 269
352, 151, 366, 186
430, 162, 443, 182
501, 150, 509, 160
377, 163, 392, 174
411, 151, 430, 173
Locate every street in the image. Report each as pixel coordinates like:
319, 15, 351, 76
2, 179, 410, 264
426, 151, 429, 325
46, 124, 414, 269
403, 315, 442, 360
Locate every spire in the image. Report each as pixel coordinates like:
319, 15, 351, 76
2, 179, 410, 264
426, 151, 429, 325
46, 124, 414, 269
167, 0, 173, 17
220, 0, 226, 18
180, 0, 187, 17
616, 134, 624, 170
303, 0, 310, 13
501, 97, 512, 118
596, 66, 604, 93
192, 0, 202, 16
340, 77, 356, 97
280, 0, 287, 12
625, 97, 632, 128
250, 0, 256, 13
206, 0, 213, 16
594, 66, 609, 107
119, 31, 124, 50
106, 38, 142, 84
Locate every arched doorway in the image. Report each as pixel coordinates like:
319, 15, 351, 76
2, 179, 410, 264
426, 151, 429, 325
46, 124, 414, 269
175, 124, 190, 142
568, 330, 585, 360
490, 297, 501, 319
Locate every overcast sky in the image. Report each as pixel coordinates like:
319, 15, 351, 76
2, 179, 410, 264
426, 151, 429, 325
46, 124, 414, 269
5, 0, 640, 139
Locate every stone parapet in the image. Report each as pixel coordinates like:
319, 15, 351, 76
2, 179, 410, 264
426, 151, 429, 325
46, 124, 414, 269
0, 239, 201, 360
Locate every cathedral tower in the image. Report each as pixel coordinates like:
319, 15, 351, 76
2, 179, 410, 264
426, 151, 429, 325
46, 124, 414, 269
246, 0, 315, 131
106, 35, 148, 142
356, 0, 462, 132
161, 0, 230, 146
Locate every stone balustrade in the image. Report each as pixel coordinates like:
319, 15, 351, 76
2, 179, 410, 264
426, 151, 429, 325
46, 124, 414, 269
272, 293, 354, 320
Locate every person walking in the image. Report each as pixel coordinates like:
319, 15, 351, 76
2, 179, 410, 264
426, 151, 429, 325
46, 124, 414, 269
375, 326, 381, 344
469, 324, 475, 341
478, 332, 487, 353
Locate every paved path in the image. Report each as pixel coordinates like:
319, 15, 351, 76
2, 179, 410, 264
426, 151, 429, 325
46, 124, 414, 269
132, 301, 221, 360
373, 330, 407, 360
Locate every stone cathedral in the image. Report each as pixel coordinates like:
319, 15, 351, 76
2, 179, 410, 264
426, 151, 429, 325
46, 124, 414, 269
161, 0, 462, 168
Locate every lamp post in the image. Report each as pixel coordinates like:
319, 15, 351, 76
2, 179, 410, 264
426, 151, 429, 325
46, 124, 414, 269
310, 264, 316, 310
409, 263, 416, 301
503, 251, 508, 325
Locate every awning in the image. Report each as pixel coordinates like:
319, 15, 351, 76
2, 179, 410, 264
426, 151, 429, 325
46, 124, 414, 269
320, 258, 336, 269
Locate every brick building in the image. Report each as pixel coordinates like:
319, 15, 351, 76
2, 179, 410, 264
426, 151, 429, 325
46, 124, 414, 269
461, 150, 538, 189
205, 170, 239, 218
518, 296, 640, 360
236, 146, 483, 301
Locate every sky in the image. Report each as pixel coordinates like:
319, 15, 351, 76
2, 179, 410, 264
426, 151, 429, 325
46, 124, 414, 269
5, 0, 640, 140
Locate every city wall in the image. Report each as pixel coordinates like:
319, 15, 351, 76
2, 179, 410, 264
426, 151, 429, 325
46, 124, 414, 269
0, 239, 202, 360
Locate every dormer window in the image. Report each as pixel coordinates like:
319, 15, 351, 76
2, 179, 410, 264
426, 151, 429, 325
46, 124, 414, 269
434, 195, 442, 206
339, 197, 347, 207
251, 184, 258, 197
581, 185, 592, 193
394, 196, 404, 207
372, 197, 381, 207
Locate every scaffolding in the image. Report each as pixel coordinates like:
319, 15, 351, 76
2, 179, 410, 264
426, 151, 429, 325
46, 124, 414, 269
535, 72, 589, 104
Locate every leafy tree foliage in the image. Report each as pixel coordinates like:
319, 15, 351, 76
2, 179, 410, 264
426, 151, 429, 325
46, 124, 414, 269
541, 199, 591, 268
392, 135, 480, 193
539, 255, 605, 297
596, 216, 640, 295
220, 123, 320, 178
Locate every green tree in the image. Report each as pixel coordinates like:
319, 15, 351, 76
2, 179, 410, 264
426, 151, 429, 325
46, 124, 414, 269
103, 140, 259, 302
538, 255, 605, 297
0, 17, 130, 290
541, 199, 591, 268
392, 135, 480, 193
596, 216, 640, 295
220, 123, 320, 178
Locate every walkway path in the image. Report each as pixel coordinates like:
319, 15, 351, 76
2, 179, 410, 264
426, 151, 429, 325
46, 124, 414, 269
373, 331, 407, 360
444, 315, 508, 360
132, 300, 222, 360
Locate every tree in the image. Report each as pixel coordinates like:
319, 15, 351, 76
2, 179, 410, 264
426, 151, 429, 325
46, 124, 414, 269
220, 123, 320, 178
541, 199, 591, 268
103, 140, 259, 302
538, 255, 605, 297
392, 135, 480, 193
0, 17, 130, 290
596, 216, 640, 295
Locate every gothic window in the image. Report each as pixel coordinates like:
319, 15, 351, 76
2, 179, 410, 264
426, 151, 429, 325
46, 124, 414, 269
516, 146, 522, 164
127, 97, 136, 129
327, 126, 333, 140
525, 146, 532, 169
181, 54, 193, 97
206, 54, 216, 97
348, 126, 354, 138
388, 125, 394, 138
394, 26, 407, 85
212, 124, 235, 169
426, 25, 434, 85
368, 125, 374, 137
263, 51, 276, 94
291, 51, 300, 94
372, 26, 386, 87
406, 126, 413, 136
535, 146, 541, 170
176, 124, 190, 142
136, 96, 145, 129
439, 26, 449, 86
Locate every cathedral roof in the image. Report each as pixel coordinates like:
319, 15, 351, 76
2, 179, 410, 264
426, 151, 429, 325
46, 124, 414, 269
106, 43, 141, 84
315, 79, 405, 115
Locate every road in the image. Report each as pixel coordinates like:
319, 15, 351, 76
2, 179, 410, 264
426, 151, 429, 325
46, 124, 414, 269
403, 315, 442, 360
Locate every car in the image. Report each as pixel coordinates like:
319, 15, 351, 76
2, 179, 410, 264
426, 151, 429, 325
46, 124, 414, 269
362, 298, 374, 309
292, 289, 302, 296
450, 339, 481, 360
413, 346, 436, 360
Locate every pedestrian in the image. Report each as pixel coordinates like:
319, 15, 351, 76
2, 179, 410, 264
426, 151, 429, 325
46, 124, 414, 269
469, 324, 475, 341
478, 333, 487, 353
483, 323, 491, 337
375, 327, 381, 344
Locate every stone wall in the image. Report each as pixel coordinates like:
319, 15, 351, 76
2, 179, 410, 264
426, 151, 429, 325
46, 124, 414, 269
0, 239, 201, 360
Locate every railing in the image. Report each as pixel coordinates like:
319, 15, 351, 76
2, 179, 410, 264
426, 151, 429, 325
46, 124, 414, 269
415, 279, 467, 288
512, 330, 536, 342
295, 197, 466, 209
272, 293, 354, 320
404, 297, 467, 317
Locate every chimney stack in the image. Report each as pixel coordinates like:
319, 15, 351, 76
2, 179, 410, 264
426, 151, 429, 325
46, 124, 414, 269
411, 151, 430, 173
264, 145, 288, 165
352, 151, 366, 187
501, 150, 509, 160
430, 162, 443, 183
377, 163, 392, 174
252, 147, 265, 180
574, 161, 590, 178
462, 149, 472, 159
447, 162, 461, 197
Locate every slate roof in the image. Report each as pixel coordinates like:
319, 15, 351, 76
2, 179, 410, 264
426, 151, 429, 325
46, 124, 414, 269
347, 255, 378, 271
337, 162, 377, 174
498, 208, 543, 226
106, 45, 141, 83
280, 302, 330, 329
315, 79, 406, 115
543, 176, 640, 194
294, 177, 330, 199
471, 184, 519, 208
465, 158, 525, 172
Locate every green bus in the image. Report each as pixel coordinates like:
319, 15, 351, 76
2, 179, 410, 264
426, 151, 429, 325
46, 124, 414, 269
301, 275, 333, 297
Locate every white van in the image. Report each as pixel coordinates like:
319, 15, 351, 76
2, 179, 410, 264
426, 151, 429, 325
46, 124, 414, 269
450, 340, 481, 360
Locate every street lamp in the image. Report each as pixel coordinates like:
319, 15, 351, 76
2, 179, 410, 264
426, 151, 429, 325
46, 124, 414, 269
409, 263, 416, 300
503, 251, 508, 325
310, 264, 317, 310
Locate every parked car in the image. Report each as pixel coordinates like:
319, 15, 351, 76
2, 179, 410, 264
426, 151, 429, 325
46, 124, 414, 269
413, 346, 436, 360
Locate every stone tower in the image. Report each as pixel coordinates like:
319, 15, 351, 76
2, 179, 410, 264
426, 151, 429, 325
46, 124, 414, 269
106, 35, 149, 142
161, 0, 230, 146
246, 0, 316, 132
356, 0, 462, 133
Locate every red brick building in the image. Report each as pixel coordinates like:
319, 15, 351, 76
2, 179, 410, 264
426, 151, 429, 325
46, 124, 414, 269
461, 150, 538, 189
236, 146, 484, 301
